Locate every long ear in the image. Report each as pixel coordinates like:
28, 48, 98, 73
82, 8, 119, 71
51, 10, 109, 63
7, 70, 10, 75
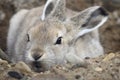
41, 0, 66, 21
67, 6, 108, 38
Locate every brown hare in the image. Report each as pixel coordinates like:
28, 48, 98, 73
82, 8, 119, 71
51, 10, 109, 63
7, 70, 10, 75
7, 0, 108, 72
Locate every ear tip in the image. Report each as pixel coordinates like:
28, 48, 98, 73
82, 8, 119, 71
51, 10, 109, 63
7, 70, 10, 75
97, 7, 109, 16
91, 6, 108, 16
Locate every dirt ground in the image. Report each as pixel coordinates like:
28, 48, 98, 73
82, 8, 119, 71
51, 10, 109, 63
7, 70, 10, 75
0, 0, 120, 80
0, 51, 120, 80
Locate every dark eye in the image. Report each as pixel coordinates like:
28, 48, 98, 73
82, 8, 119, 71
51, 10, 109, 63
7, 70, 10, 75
55, 37, 62, 45
27, 34, 30, 42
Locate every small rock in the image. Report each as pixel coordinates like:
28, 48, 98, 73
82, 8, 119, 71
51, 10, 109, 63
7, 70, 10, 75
71, 62, 88, 69
0, 58, 8, 66
15, 61, 32, 73
95, 67, 103, 72
8, 71, 23, 79
44, 71, 50, 74
103, 53, 115, 62
0, 59, 11, 70
75, 75, 81, 79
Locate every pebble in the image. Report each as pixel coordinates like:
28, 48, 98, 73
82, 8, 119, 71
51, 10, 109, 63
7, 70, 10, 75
15, 61, 32, 73
0, 59, 8, 66
75, 75, 81, 79
102, 53, 115, 62
8, 71, 23, 79
95, 67, 103, 72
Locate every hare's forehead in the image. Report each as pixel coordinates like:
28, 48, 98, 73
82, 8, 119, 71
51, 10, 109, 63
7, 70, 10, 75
29, 22, 66, 38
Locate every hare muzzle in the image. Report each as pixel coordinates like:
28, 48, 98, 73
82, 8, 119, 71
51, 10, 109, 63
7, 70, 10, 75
31, 49, 44, 61
32, 53, 42, 61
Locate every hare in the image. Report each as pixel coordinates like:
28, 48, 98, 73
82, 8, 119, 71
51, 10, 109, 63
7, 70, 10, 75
7, 0, 108, 71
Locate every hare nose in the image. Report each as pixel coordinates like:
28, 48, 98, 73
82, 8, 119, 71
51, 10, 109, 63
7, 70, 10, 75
32, 53, 43, 61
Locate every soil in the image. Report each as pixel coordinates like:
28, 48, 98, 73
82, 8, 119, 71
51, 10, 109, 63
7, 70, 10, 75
0, 0, 120, 80
0, 52, 120, 80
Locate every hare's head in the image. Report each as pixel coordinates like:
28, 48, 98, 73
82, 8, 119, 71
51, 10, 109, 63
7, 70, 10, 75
26, 0, 108, 72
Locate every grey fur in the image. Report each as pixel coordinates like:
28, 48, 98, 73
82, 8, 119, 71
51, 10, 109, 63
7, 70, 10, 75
7, 0, 108, 71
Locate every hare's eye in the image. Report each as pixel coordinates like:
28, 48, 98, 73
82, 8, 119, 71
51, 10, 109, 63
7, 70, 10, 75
55, 37, 62, 45
27, 34, 30, 42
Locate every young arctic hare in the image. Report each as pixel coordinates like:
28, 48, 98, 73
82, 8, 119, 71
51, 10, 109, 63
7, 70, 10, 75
7, 0, 108, 71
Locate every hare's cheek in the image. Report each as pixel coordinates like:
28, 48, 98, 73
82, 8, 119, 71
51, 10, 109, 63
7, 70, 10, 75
51, 45, 67, 56
26, 42, 31, 50
25, 51, 33, 62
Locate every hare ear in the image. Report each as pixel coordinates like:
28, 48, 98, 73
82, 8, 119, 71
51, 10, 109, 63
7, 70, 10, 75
67, 6, 108, 38
41, 0, 66, 21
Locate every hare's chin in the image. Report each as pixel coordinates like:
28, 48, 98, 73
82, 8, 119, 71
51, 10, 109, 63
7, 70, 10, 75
28, 60, 54, 72
31, 61, 46, 72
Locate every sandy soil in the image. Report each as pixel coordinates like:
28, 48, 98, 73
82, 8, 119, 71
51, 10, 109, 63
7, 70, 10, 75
0, 51, 120, 80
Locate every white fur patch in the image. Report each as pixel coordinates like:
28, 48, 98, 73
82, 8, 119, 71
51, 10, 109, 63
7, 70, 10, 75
7, 9, 28, 54
27, 51, 34, 61
65, 47, 83, 64
10, 9, 28, 33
